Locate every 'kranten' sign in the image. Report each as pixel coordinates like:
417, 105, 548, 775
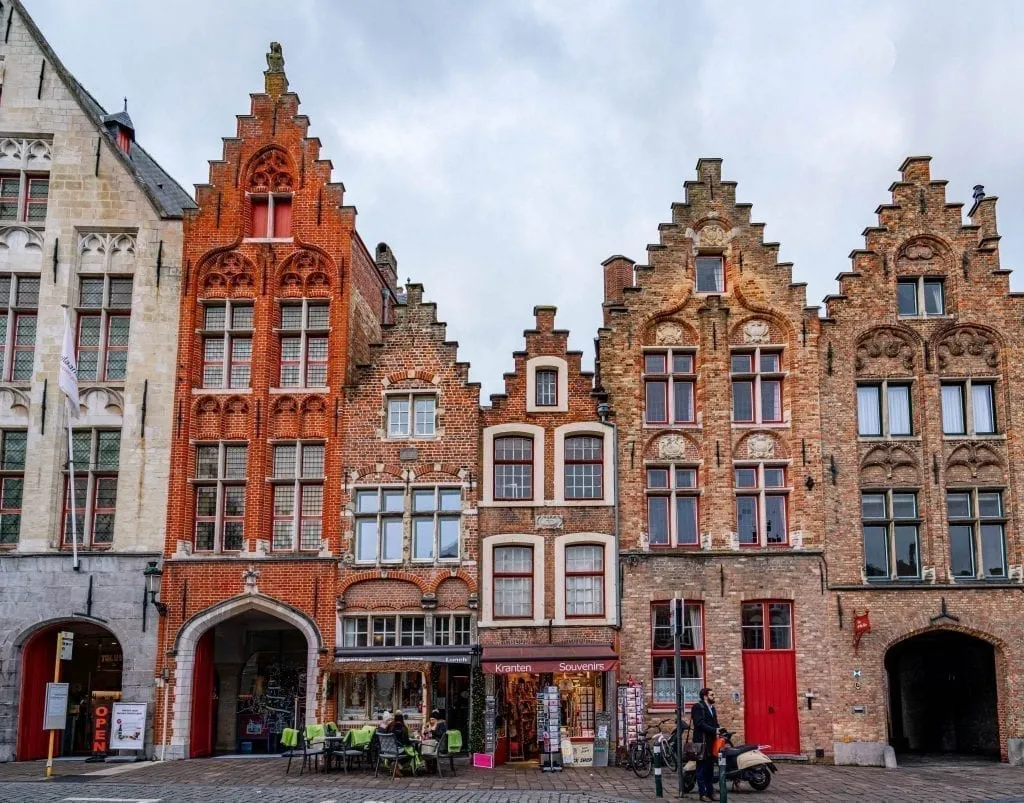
483, 658, 617, 674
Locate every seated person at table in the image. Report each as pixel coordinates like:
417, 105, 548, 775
378, 710, 394, 731
390, 712, 423, 772
424, 710, 448, 742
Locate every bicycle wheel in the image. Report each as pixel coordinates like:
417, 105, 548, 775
631, 741, 652, 778
661, 739, 678, 772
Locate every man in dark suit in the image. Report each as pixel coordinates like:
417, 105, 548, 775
691, 687, 721, 801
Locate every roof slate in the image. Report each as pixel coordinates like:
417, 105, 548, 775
13, 0, 196, 219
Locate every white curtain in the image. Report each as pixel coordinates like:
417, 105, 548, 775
972, 384, 995, 433
857, 386, 881, 435
887, 385, 911, 435
942, 385, 965, 434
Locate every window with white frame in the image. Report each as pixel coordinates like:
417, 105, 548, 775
651, 601, 704, 708
279, 300, 329, 388
434, 614, 472, 646
857, 381, 912, 437
493, 545, 533, 618
0, 172, 48, 224
647, 465, 699, 547
861, 490, 920, 580
897, 277, 945, 317
63, 429, 120, 547
535, 368, 558, 407
387, 393, 436, 438
412, 487, 461, 561
194, 442, 247, 552
735, 464, 788, 546
0, 430, 26, 545
354, 487, 404, 563
947, 489, 1006, 579
248, 193, 292, 239
77, 276, 132, 382
731, 348, 783, 424
201, 301, 253, 389
695, 256, 724, 293
494, 435, 533, 500
565, 544, 604, 616
564, 435, 603, 500
270, 442, 325, 552
644, 349, 696, 425
0, 275, 39, 382
941, 381, 996, 436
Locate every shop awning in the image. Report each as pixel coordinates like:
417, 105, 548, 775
334, 645, 475, 666
481, 645, 618, 674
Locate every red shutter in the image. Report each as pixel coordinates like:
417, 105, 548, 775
250, 198, 269, 238
17, 627, 59, 760
189, 630, 215, 758
273, 197, 292, 238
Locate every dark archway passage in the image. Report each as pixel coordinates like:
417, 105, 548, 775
886, 630, 999, 757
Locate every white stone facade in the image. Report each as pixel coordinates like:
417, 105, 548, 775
0, 1, 191, 761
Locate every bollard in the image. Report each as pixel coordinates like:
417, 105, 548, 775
653, 741, 664, 798
718, 750, 728, 803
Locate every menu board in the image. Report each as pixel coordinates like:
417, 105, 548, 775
592, 712, 611, 767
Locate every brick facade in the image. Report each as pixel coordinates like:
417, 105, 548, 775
595, 160, 833, 757
820, 157, 1024, 762
154, 52, 393, 758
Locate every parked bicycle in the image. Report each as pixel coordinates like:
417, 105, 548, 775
628, 718, 679, 778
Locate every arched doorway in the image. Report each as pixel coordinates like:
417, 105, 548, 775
885, 630, 999, 758
17, 621, 123, 760
172, 595, 321, 759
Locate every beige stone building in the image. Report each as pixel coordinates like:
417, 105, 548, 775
0, 0, 193, 761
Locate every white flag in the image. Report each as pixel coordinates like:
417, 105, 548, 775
59, 307, 79, 417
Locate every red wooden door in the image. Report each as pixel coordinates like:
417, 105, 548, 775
17, 627, 58, 760
741, 601, 800, 754
189, 630, 215, 758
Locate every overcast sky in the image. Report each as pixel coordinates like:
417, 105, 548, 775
27, 0, 1024, 397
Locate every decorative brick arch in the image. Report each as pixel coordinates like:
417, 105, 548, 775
425, 568, 478, 595
244, 145, 296, 193
195, 249, 256, 299
932, 323, 1002, 373
273, 246, 337, 297
641, 317, 699, 347
338, 570, 427, 596
383, 370, 439, 387
855, 325, 920, 375
882, 622, 1007, 655
167, 594, 322, 760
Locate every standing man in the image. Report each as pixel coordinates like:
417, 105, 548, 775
691, 687, 721, 802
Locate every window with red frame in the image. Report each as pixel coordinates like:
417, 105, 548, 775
278, 300, 329, 388
193, 442, 247, 552
565, 544, 604, 616
651, 601, 704, 708
735, 464, 788, 546
493, 545, 533, 618
201, 302, 253, 389
564, 435, 603, 500
0, 430, 26, 545
0, 172, 48, 224
647, 466, 699, 547
741, 601, 793, 650
248, 193, 292, 238
643, 350, 696, 425
62, 429, 120, 547
77, 276, 132, 382
494, 436, 533, 500
270, 442, 325, 552
731, 348, 783, 424
0, 275, 40, 382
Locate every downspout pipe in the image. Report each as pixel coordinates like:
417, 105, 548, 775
597, 403, 621, 629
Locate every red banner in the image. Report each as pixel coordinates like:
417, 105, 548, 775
482, 658, 617, 674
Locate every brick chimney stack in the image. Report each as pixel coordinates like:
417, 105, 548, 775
601, 254, 635, 325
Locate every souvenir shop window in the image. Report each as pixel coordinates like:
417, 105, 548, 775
650, 601, 704, 708
557, 672, 603, 739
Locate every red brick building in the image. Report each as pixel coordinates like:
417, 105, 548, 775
333, 280, 481, 744
596, 160, 833, 759
154, 48, 396, 759
478, 307, 618, 766
821, 157, 1024, 765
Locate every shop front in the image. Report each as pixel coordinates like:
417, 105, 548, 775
481, 645, 618, 768
333, 645, 476, 739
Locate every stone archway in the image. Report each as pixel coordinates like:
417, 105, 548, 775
168, 595, 322, 760
885, 628, 1000, 758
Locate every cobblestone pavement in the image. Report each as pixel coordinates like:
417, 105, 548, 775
0, 756, 1021, 802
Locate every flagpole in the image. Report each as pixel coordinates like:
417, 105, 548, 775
59, 305, 80, 572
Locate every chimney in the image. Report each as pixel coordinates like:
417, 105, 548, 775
376, 242, 398, 290
602, 255, 635, 324
102, 99, 134, 156
968, 184, 999, 242
534, 305, 557, 332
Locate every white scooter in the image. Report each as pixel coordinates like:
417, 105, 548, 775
681, 730, 776, 793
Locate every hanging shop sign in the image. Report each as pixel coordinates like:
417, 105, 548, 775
484, 658, 617, 674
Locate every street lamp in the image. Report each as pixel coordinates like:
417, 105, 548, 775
143, 560, 168, 616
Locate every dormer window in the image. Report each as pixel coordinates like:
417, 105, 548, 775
897, 278, 944, 317
248, 194, 292, 239
695, 256, 724, 293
